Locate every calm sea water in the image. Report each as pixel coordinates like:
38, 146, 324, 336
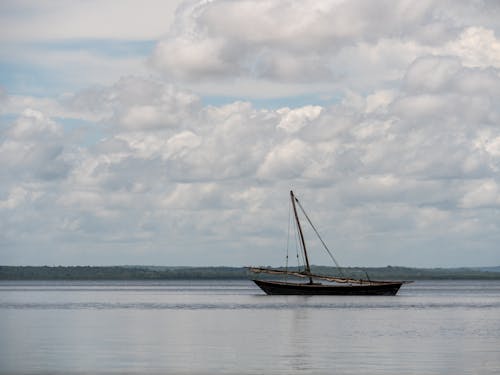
1, 280, 499, 374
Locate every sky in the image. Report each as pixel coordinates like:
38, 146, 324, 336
1, 0, 500, 268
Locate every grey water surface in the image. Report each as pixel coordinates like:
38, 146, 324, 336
1, 280, 499, 374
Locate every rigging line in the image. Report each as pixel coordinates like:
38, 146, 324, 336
292, 209, 304, 271
295, 197, 344, 277
284, 199, 291, 279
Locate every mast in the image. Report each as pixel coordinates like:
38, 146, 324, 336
290, 190, 313, 284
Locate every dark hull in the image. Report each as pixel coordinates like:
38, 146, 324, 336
253, 279, 403, 296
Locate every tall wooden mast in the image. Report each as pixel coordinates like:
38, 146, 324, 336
290, 190, 313, 284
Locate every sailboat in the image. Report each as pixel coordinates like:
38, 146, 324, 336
250, 191, 411, 295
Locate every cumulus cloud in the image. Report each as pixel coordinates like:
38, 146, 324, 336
152, 0, 432, 82
446, 27, 500, 69
277, 106, 322, 133
403, 56, 463, 93
5, 54, 500, 265
0, 109, 70, 181
461, 179, 500, 208
0, 186, 32, 210
9, 61, 500, 259
151, 0, 500, 92
67, 76, 201, 130
2, 0, 500, 267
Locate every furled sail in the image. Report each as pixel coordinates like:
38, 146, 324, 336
248, 267, 403, 285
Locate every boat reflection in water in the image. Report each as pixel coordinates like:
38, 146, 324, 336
250, 191, 411, 296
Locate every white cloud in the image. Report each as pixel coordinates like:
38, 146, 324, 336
3, 62, 500, 266
257, 139, 312, 180
277, 106, 322, 133
152, 36, 234, 80
151, 0, 437, 83
7, 109, 61, 139
461, 179, 500, 208
3, 95, 70, 119
0, 1, 185, 95
0, 186, 30, 209
365, 90, 397, 113
164, 131, 202, 160
0, 109, 70, 181
0, 0, 184, 41
67, 76, 201, 130
2, 0, 500, 267
146, 0, 500, 100
445, 27, 500, 69
403, 56, 462, 93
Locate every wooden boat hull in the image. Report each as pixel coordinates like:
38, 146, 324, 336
253, 279, 403, 296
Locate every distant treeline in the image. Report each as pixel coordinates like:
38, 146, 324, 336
1, 265, 499, 280
0, 266, 246, 280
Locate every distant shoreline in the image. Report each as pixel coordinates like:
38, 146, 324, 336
1, 265, 499, 280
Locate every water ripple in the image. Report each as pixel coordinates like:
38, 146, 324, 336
2, 300, 500, 310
